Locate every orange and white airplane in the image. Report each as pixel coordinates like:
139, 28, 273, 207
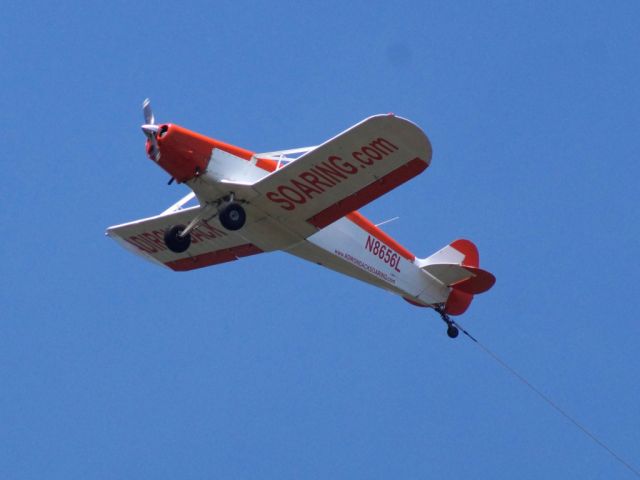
107, 100, 495, 338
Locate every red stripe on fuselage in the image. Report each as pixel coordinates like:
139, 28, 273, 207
159, 124, 255, 160
255, 158, 279, 172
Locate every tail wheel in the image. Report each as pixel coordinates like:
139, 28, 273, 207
219, 203, 246, 231
446, 325, 459, 339
164, 224, 191, 253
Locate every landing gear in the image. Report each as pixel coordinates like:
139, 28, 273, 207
164, 224, 191, 253
218, 202, 246, 231
163, 195, 246, 253
434, 304, 459, 339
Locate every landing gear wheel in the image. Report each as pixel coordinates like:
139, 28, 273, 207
447, 325, 459, 339
164, 224, 191, 253
219, 203, 246, 231
434, 304, 460, 340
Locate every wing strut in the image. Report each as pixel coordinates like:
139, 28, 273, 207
162, 192, 196, 215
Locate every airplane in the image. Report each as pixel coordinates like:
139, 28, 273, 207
106, 100, 495, 338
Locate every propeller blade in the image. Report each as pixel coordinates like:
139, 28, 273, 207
142, 98, 155, 125
148, 136, 160, 162
141, 99, 160, 161
141, 99, 161, 162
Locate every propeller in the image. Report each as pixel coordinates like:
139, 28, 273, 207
141, 98, 161, 162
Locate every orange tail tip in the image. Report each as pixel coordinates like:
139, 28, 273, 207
449, 239, 479, 267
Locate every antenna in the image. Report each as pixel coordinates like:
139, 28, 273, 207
375, 216, 400, 227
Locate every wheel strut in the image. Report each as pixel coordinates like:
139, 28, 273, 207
434, 304, 459, 339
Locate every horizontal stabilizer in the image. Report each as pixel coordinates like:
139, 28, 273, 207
421, 264, 495, 294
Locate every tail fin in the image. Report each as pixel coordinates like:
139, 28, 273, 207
417, 239, 495, 316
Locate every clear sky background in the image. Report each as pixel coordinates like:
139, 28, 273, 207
2, 1, 639, 479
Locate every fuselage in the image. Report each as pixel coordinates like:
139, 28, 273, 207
110, 107, 495, 327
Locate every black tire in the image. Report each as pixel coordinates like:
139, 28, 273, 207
219, 203, 246, 231
164, 224, 191, 253
447, 325, 459, 339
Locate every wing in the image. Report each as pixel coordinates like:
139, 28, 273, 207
106, 206, 264, 271
239, 114, 432, 239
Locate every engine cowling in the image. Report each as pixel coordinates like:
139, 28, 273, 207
147, 123, 215, 183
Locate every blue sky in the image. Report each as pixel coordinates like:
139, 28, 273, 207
2, 1, 640, 478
